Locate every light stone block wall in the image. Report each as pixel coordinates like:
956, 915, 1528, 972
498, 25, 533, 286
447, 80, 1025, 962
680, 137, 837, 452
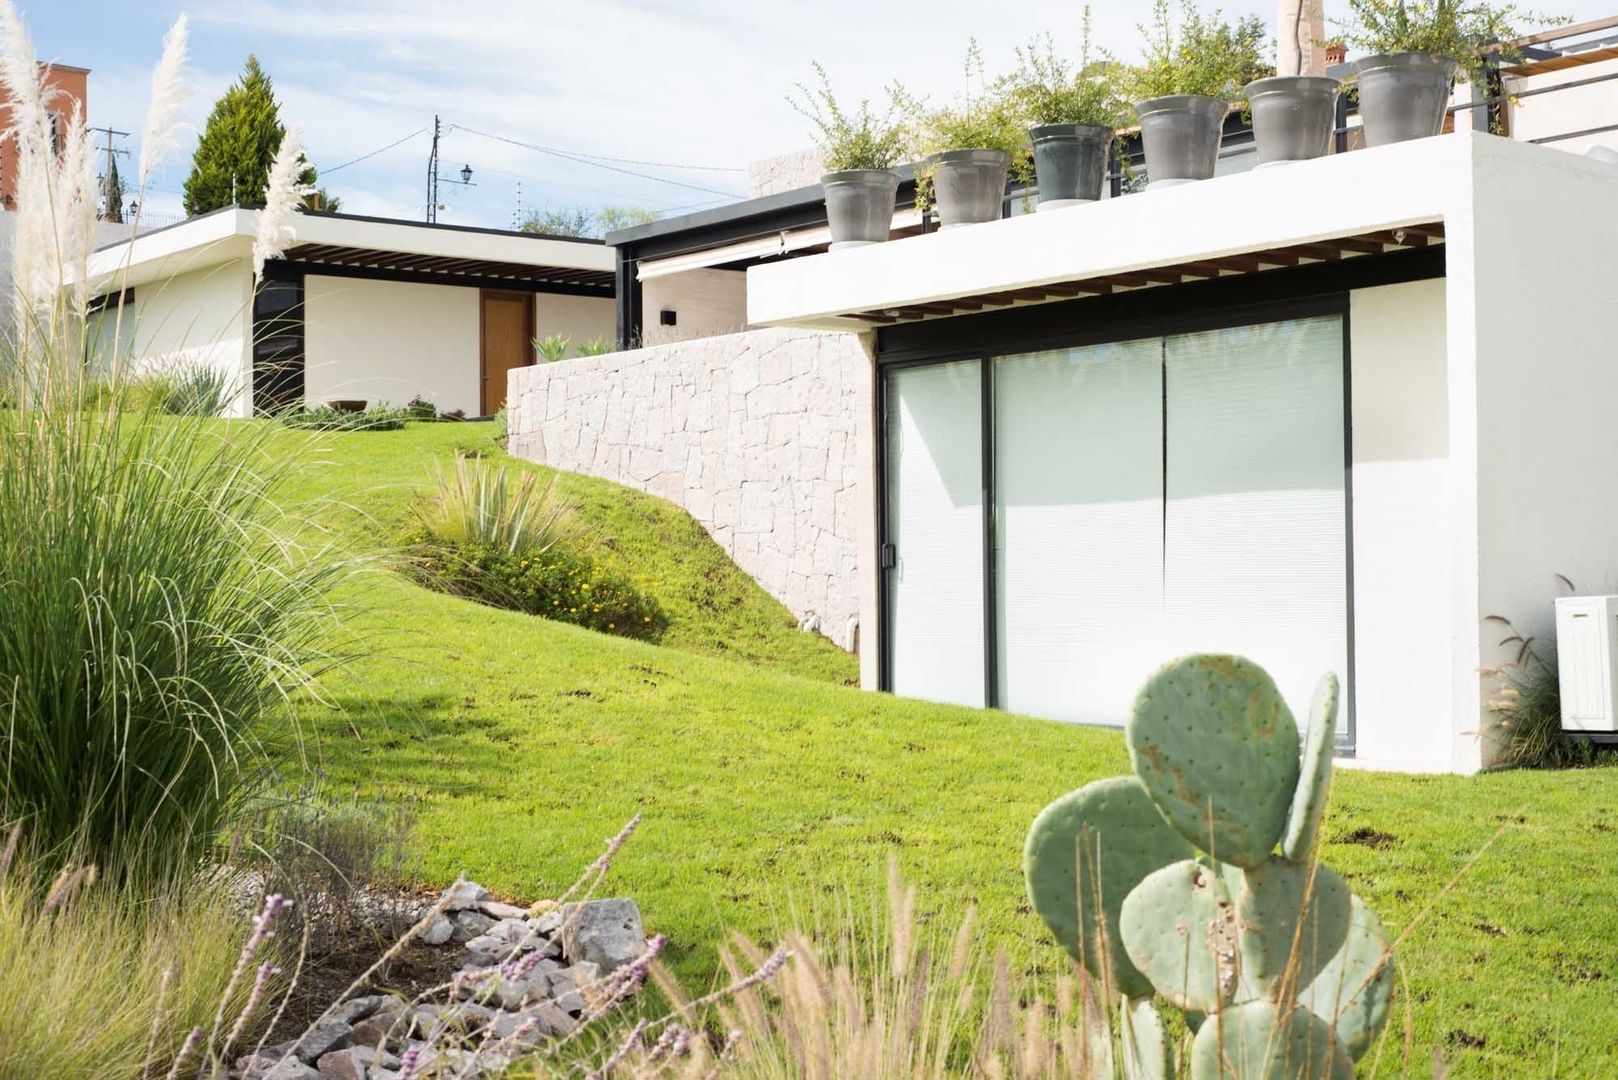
506, 326, 871, 652
747, 148, 825, 198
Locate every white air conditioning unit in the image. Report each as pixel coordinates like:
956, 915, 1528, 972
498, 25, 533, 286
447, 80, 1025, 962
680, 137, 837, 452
1555, 595, 1618, 733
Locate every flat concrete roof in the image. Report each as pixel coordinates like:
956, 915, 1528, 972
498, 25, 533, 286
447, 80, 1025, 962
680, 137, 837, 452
88, 206, 614, 292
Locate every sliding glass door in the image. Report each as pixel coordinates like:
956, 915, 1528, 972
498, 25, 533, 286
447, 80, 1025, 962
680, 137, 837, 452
882, 309, 1349, 736
1162, 317, 1348, 732
885, 360, 985, 707
994, 339, 1164, 723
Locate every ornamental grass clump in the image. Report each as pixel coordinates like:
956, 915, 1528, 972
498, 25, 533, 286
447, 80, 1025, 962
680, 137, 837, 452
406, 454, 666, 640
0, 829, 254, 1078
0, 0, 351, 885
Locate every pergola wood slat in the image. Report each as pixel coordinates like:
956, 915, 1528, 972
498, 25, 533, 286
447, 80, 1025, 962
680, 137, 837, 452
837, 223, 1443, 327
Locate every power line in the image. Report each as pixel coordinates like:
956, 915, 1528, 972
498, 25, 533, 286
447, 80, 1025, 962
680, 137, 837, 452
322, 127, 427, 174
448, 123, 745, 199
452, 131, 745, 173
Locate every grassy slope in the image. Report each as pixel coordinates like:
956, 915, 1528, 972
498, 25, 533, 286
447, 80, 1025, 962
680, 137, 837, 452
278, 422, 1618, 1076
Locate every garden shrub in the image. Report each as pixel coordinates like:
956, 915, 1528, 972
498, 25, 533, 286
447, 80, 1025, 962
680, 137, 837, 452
406, 536, 666, 639
279, 404, 407, 431
423, 453, 575, 555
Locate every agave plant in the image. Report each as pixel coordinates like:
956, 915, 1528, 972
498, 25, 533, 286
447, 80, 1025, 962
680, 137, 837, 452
421, 453, 576, 556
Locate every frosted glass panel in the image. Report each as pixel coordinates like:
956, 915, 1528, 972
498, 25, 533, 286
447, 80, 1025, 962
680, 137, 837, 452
887, 360, 985, 707
995, 340, 1165, 724
1163, 316, 1347, 729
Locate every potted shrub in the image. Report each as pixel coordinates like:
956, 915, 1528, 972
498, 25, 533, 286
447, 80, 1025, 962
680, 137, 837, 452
1128, 0, 1272, 186
792, 63, 910, 251
1004, 12, 1127, 209
900, 42, 1029, 228
1339, 0, 1544, 145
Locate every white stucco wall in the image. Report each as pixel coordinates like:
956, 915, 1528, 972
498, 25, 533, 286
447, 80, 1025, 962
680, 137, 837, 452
1348, 278, 1454, 771
124, 260, 254, 417
303, 275, 480, 415
640, 269, 748, 346
1458, 138, 1618, 770
506, 326, 870, 651
533, 293, 615, 357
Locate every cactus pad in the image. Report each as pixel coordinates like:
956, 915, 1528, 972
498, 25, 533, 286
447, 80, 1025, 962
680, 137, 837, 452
1188, 1000, 1354, 1080
1128, 655, 1301, 868
1282, 673, 1340, 862
1237, 857, 1352, 997
1119, 858, 1246, 1013
1025, 777, 1194, 999
1298, 894, 1395, 1061
1122, 997, 1168, 1080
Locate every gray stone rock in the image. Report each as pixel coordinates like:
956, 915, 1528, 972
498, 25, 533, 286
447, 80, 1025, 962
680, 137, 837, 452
529, 910, 564, 936
315, 1045, 399, 1080
488, 917, 534, 947
538, 999, 578, 1036
560, 899, 646, 974
441, 879, 490, 912
478, 899, 528, 920
244, 1060, 321, 1080
418, 912, 455, 946
452, 909, 495, 941
488, 1007, 550, 1048
289, 1018, 353, 1063
412, 1001, 492, 1038
348, 998, 410, 1052
331, 995, 388, 1026
493, 970, 552, 1010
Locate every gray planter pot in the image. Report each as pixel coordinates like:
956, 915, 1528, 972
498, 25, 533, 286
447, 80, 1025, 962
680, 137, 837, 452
929, 149, 1011, 228
1029, 123, 1112, 209
821, 169, 902, 251
1353, 52, 1457, 146
1134, 95, 1228, 185
1245, 75, 1341, 164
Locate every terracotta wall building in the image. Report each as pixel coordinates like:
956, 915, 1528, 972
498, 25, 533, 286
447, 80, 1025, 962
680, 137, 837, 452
0, 63, 89, 209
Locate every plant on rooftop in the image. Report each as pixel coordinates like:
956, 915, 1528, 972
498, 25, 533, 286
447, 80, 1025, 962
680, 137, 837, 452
895, 41, 1029, 225
1340, 0, 1558, 145
1003, 9, 1126, 207
1025, 654, 1395, 1077
1126, 0, 1270, 184
790, 63, 911, 250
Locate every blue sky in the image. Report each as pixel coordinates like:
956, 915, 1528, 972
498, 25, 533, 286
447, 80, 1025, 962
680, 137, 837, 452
26, 0, 1608, 230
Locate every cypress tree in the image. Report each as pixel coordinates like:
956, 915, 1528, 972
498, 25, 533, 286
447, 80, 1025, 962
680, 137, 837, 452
182, 55, 322, 216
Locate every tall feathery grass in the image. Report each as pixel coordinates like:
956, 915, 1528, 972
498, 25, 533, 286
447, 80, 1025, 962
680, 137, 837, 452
421, 452, 577, 555
0, 830, 252, 1078
0, 0, 349, 884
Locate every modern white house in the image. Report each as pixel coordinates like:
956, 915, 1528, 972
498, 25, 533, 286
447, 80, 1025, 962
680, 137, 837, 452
85, 208, 616, 417
743, 130, 1618, 776
500, 18, 1618, 774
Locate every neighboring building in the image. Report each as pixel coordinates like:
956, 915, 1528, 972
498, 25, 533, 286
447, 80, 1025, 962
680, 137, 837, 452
0, 62, 88, 210
85, 208, 615, 417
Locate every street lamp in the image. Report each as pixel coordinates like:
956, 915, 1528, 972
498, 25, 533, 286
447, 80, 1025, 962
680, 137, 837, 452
460, 163, 473, 185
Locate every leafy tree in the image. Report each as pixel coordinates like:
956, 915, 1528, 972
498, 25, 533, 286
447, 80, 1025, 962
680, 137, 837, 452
182, 55, 323, 216
519, 205, 657, 239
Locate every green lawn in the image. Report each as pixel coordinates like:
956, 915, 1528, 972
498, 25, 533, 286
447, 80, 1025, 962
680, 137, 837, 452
276, 421, 1618, 1076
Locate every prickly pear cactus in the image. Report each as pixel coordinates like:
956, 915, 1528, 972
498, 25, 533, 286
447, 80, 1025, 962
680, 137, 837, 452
1189, 1001, 1354, 1080
1024, 655, 1395, 1080
1127, 655, 1300, 869
1283, 674, 1340, 862
1024, 777, 1193, 999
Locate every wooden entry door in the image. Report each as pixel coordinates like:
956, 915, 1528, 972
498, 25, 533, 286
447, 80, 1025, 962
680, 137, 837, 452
480, 289, 535, 415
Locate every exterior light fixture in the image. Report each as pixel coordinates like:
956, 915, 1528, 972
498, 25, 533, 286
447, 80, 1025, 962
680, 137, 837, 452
460, 164, 473, 185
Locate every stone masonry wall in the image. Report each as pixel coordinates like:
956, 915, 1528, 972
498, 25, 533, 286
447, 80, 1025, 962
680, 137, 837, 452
506, 327, 869, 651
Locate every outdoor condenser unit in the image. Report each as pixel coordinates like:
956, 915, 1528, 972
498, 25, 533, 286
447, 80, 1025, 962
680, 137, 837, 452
1554, 595, 1618, 734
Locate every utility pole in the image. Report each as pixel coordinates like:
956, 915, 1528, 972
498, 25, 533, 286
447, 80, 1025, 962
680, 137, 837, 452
426, 114, 440, 223
89, 125, 129, 223
424, 114, 474, 224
